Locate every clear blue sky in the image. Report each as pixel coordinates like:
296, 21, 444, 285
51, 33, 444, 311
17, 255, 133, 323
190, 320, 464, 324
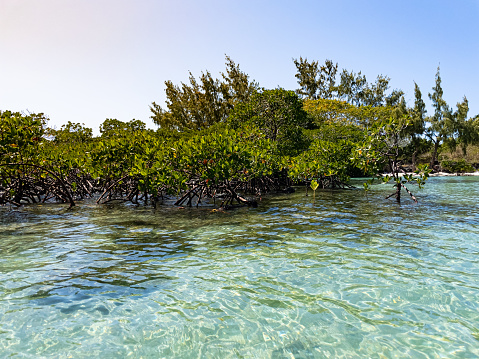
1, 0, 478, 134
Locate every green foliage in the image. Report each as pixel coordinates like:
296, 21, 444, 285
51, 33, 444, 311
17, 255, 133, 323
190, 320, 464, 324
355, 116, 410, 171
303, 98, 392, 128
88, 121, 281, 202
425, 67, 479, 166
229, 88, 310, 156
355, 115, 431, 202
402, 83, 428, 168
426, 67, 455, 167
48, 121, 93, 144
337, 70, 393, 107
150, 72, 228, 131
310, 179, 319, 202
221, 55, 259, 105
0, 111, 80, 207
362, 178, 375, 192
293, 57, 402, 107
0, 110, 47, 164
150, 56, 258, 131
440, 159, 475, 173
4, 59, 477, 208
428, 67, 451, 136
446, 97, 479, 156
410, 83, 427, 133
100, 118, 147, 137
289, 122, 364, 187
293, 57, 338, 100
171, 123, 279, 186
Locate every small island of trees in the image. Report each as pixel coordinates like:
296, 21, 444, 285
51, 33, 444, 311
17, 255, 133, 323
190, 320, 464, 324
1, 56, 478, 209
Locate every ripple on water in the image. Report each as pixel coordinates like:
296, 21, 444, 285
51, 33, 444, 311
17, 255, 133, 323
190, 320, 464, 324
1, 178, 479, 357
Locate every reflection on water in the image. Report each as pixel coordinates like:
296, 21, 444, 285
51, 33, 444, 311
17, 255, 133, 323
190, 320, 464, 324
1, 177, 479, 357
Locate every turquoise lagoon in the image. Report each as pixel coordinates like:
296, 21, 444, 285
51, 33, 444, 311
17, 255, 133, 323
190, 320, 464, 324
0, 176, 478, 358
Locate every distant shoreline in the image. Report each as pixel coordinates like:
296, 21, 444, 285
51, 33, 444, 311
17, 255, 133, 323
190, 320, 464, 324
381, 171, 479, 177
429, 171, 479, 177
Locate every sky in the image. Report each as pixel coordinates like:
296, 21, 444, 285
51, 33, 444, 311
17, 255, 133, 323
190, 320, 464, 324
1, 0, 478, 134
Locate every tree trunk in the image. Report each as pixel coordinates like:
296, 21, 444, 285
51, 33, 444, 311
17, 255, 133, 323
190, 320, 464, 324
395, 182, 401, 203
430, 140, 440, 170
412, 150, 417, 172
0, 162, 75, 208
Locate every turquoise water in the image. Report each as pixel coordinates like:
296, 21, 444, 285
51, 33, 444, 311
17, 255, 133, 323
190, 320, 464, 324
1, 177, 478, 358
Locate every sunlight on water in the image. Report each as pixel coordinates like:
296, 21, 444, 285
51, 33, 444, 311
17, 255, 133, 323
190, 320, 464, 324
1, 177, 479, 357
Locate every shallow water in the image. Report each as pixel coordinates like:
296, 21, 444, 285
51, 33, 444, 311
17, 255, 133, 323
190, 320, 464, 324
1, 177, 478, 358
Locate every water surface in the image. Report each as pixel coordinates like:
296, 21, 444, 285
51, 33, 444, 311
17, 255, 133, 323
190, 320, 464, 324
1, 177, 478, 358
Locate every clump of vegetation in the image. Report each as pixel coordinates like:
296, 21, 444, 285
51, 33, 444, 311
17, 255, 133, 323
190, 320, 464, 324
1, 56, 478, 209
437, 144, 479, 167
440, 159, 475, 173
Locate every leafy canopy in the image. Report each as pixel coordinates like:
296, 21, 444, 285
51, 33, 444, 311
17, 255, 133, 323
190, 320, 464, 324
150, 55, 258, 131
